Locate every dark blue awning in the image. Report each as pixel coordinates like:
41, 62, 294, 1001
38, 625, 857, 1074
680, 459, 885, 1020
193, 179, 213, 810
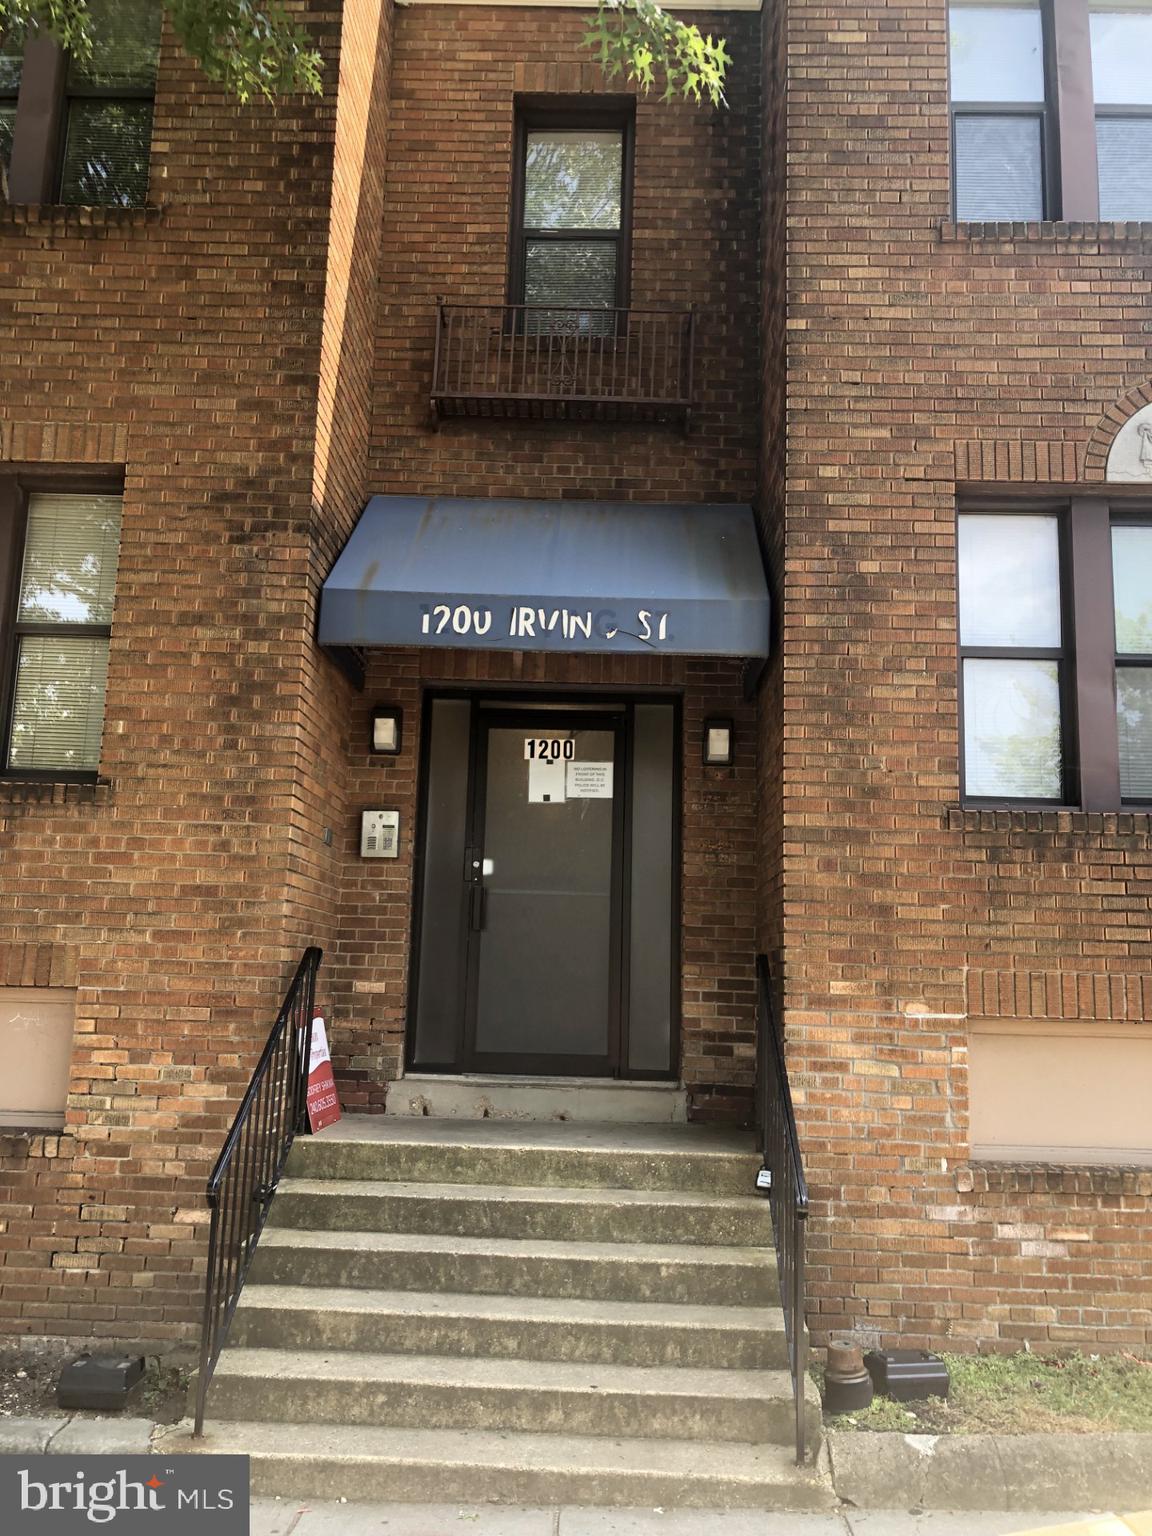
318, 496, 770, 659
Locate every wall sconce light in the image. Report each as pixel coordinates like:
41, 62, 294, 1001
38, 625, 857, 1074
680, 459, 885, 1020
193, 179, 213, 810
370, 707, 402, 756
703, 718, 734, 767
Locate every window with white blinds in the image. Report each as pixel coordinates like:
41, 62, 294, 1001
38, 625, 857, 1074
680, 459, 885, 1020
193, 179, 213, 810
949, 3, 1047, 220
57, 0, 161, 206
0, 30, 19, 179
5, 492, 123, 775
513, 112, 631, 337
1091, 4, 1152, 220
1113, 523, 1152, 801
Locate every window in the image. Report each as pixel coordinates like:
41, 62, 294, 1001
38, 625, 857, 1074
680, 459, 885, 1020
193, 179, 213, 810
958, 502, 1152, 807
950, 3, 1048, 220
3, 0, 160, 207
1090, 4, 1152, 219
1, 484, 123, 778
0, 29, 20, 181
949, 0, 1152, 221
1113, 523, 1152, 797
959, 514, 1065, 800
510, 107, 633, 333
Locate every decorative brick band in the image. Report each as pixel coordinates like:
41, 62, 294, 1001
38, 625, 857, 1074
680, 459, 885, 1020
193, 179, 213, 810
961, 1163, 1152, 1197
1084, 379, 1152, 481
0, 422, 129, 465
967, 968, 1152, 1023
0, 942, 77, 988
953, 439, 1083, 483
0, 203, 165, 233
945, 805, 1152, 837
940, 219, 1152, 244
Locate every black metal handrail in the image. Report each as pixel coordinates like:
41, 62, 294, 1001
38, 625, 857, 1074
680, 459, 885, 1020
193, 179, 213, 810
755, 953, 810, 1465
193, 946, 322, 1435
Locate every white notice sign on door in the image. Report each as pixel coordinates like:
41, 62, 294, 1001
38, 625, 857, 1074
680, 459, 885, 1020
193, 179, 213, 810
567, 761, 613, 799
528, 756, 567, 803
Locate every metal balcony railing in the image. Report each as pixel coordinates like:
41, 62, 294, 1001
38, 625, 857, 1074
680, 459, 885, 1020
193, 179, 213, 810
431, 304, 695, 427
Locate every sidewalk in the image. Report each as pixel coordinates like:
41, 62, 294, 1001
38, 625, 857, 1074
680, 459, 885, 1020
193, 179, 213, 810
249, 1505, 1112, 1536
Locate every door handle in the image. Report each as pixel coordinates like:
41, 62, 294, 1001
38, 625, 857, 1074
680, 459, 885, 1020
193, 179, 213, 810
468, 884, 486, 931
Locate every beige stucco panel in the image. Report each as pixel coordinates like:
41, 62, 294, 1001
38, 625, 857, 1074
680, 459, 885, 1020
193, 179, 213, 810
970, 1020, 1152, 1166
0, 987, 75, 1129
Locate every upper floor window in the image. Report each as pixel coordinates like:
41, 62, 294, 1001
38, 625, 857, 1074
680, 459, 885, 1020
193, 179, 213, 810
0, 31, 20, 182
0, 485, 123, 778
958, 502, 1152, 808
949, 0, 1152, 221
510, 107, 633, 333
1090, 5, 1152, 219
950, 3, 1047, 221
2, 0, 160, 207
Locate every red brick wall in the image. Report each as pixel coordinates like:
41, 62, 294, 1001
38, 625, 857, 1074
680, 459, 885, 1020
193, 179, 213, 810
0, 6, 345, 1343
774, 0, 1152, 1351
370, 6, 762, 505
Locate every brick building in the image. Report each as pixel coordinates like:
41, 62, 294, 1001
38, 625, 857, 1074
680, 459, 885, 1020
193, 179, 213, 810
1, 0, 1150, 1495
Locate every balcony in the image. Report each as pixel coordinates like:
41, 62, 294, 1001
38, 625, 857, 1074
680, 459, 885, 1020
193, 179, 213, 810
430, 304, 695, 428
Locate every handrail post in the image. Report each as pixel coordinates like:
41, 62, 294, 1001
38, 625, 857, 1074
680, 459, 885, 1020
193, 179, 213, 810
192, 1193, 220, 1437
756, 953, 810, 1466
795, 1205, 807, 1465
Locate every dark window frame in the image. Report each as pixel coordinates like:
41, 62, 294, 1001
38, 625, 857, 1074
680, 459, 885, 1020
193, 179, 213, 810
507, 101, 636, 319
0, 468, 124, 783
958, 496, 1152, 811
957, 501, 1073, 807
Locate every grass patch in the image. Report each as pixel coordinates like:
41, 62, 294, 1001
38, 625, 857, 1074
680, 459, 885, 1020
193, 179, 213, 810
819, 1350, 1152, 1435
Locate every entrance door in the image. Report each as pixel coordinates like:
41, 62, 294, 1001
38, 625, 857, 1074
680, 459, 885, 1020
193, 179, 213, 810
465, 712, 623, 1074
411, 696, 677, 1079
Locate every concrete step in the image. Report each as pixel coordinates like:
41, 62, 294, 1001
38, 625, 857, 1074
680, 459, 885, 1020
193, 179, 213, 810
270, 1177, 774, 1247
289, 1117, 759, 1197
230, 1284, 791, 1369
204, 1348, 821, 1448
249, 1228, 778, 1306
388, 1074, 688, 1124
164, 1420, 835, 1508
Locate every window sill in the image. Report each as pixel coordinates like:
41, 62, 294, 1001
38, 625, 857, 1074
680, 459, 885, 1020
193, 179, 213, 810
0, 202, 166, 233
0, 777, 112, 808
0, 1127, 71, 1158
940, 218, 1152, 244
946, 804, 1152, 835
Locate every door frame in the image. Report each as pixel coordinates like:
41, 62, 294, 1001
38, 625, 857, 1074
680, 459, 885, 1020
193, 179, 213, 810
406, 687, 683, 1081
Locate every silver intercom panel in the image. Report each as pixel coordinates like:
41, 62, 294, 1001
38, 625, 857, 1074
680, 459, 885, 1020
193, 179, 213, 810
361, 810, 400, 858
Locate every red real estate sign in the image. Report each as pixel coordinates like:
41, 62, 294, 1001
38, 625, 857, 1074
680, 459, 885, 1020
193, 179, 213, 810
305, 1015, 342, 1132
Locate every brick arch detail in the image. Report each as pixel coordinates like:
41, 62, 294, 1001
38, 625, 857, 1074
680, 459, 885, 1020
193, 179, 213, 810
1084, 381, 1152, 480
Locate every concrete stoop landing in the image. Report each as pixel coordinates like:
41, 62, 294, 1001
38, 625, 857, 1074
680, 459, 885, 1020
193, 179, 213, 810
180, 1117, 831, 1509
